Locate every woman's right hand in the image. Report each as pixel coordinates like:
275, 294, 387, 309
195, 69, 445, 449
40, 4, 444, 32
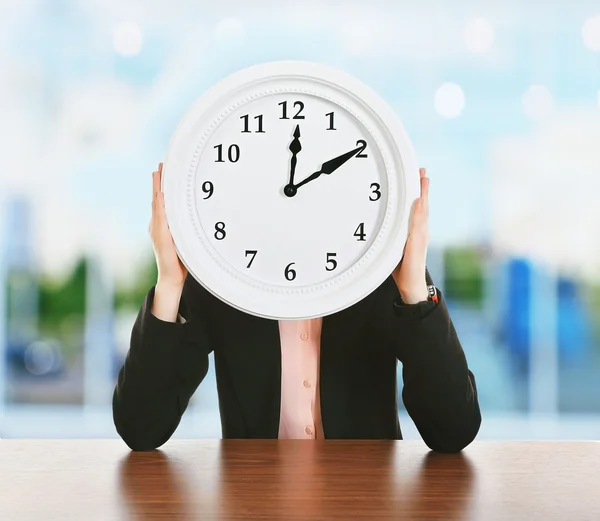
150, 163, 188, 322
150, 162, 187, 288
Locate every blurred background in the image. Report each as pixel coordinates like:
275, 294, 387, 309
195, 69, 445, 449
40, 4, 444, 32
1, 0, 599, 440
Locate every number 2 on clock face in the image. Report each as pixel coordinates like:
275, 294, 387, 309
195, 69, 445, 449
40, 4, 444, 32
196, 94, 387, 286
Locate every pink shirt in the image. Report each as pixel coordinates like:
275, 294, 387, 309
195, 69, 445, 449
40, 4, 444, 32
179, 312, 325, 438
278, 319, 324, 439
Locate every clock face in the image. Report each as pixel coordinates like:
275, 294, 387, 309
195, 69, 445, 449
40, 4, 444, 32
163, 61, 419, 319
196, 93, 387, 288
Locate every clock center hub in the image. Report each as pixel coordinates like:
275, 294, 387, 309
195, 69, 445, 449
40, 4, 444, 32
283, 184, 297, 198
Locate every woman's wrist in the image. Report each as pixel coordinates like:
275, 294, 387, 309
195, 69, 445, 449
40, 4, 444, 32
153, 279, 185, 322
399, 284, 429, 304
156, 277, 185, 295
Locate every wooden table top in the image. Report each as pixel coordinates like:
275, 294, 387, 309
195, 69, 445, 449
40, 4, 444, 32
1, 440, 599, 521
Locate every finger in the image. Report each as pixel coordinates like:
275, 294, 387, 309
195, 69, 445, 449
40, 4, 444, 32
158, 162, 163, 174
156, 191, 167, 221
157, 192, 174, 234
152, 170, 160, 199
149, 197, 155, 232
418, 168, 425, 199
419, 168, 427, 192
421, 175, 430, 201
407, 197, 419, 230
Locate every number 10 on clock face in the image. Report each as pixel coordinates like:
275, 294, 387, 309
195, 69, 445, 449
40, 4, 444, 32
196, 94, 388, 287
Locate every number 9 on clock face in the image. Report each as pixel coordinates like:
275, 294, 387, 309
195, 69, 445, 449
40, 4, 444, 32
162, 61, 420, 319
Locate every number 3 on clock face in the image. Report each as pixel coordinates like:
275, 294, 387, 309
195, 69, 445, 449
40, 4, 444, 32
162, 61, 419, 319
196, 93, 387, 287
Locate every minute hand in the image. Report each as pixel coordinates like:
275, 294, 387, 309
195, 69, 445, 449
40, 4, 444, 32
293, 145, 363, 191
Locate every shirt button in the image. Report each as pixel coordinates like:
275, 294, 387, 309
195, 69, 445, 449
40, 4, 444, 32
305, 426, 313, 436
303, 379, 311, 388
300, 332, 308, 340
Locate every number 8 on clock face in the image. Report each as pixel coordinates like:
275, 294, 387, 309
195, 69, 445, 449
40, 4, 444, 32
162, 62, 420, 320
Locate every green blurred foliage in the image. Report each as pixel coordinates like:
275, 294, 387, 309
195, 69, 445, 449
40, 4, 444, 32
15, 251, 158, 363
36, 249, 157, 319
37, 256, 88, 359
443, 247, 484, 307
114, 250, 158, 311
39, 257, 87, 320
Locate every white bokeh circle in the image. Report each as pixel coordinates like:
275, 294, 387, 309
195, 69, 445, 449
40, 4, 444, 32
582, 15, 600, 52
215, 18, 246, 45
113, 22, 143, 57
435, 82, 466, 119
464, 17, 495, 54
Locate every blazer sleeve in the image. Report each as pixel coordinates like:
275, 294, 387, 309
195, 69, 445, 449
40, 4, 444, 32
112, 273, 213, 451
369, 269, 481, 453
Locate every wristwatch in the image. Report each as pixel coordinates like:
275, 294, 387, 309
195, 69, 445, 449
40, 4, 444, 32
393, 284, 438, 319
427, 284, 439, 304
397, 284, 438, 304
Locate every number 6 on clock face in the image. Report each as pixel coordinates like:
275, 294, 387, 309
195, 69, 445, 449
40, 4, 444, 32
162, 61, 420, 319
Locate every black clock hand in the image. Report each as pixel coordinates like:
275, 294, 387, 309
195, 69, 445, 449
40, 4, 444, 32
284, 125, 302, 197
290, 144, 363, 193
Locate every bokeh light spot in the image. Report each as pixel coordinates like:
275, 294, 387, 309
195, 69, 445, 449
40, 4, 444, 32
216, 18, 246, 45
582, 15, 600, 52
435, 82, 466, 118
464, 17, 495, 54
113, 21, 143, 57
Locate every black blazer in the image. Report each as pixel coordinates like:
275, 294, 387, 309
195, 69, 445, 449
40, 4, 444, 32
112, 269, 481, 453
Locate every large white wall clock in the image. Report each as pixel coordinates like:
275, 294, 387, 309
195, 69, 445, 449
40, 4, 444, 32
162, 61, 420, 320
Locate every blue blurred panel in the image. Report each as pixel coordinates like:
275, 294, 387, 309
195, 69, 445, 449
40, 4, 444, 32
4, 197, 34, 269
557, 277, 589, 361
503, 258, 531, 375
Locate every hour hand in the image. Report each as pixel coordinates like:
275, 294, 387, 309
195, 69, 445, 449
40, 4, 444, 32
289, 125, 302, 156
292, 144, 363, 192
319, 145, 363, 175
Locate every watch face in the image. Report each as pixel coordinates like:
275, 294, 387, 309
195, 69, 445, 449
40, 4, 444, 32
163, 61, 420, 319
197, 94, 387, 287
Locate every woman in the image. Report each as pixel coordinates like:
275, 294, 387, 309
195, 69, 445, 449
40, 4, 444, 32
112, 163, 481, 452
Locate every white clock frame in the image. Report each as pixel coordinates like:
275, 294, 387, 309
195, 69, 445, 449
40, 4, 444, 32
162, 61, 420, 320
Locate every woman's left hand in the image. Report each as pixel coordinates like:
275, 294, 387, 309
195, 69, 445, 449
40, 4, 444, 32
392, 167, 430, 304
